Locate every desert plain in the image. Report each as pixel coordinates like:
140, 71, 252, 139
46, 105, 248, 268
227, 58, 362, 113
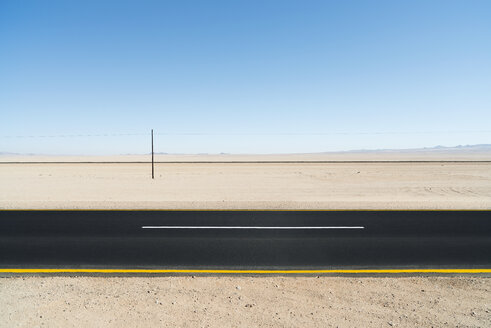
0, 152, 490, 327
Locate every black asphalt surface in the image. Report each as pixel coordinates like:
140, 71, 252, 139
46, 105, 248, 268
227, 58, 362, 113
0, 210, 490, 270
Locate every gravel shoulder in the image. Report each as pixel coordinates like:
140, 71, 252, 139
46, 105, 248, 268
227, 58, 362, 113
1, 276, 490, 327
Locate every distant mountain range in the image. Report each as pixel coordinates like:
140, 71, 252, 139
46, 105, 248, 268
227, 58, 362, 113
340, 144, 491, 153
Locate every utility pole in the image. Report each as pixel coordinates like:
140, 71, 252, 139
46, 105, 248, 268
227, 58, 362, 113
151, 129, 154, 179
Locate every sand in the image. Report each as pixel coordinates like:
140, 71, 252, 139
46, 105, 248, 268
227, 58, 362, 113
1, 161, 490, 209
1, 276, 490, 328
0, 155, 490, 327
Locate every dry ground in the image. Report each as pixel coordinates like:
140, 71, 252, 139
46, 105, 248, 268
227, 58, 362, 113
1, 276, 490, 328
1, 161, 490, 209
0, 155, 490, 327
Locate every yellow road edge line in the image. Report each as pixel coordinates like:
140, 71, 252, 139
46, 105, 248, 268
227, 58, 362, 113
1, 269, 490, 274
1, 209, 490, 212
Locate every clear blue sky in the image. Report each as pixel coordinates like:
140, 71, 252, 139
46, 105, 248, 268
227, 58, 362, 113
1, 0, 490, 154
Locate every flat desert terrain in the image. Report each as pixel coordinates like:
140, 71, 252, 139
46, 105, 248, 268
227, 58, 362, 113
1, 154, 490, 327
1, 157, 491, 210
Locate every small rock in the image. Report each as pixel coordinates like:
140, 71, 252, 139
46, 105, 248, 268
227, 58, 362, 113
388, 322, 393, 326
236, 286, 241, 290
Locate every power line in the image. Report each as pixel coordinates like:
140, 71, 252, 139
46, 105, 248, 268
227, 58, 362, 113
155, 130, 491, 136
1, 133, 148, 138
2, 130, 491, 138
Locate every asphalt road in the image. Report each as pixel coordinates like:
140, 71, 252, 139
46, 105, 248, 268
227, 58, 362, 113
0, 210, 490, 273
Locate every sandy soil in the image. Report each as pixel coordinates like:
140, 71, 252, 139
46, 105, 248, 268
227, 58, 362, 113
1, 161, 490, 209
0, 155, 490, 327
1, 276, 490, 328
